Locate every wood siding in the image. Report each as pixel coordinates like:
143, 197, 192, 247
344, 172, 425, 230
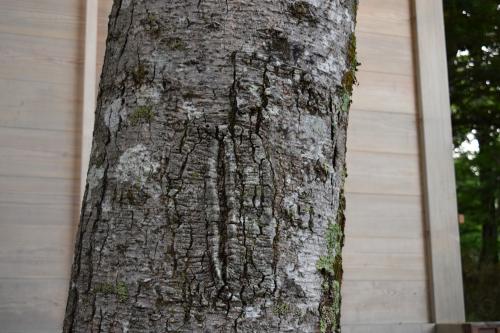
0, 0, 437, 332
0, 0, 84, 332
343, 0, 431, 331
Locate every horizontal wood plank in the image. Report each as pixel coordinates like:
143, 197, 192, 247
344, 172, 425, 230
342, 323, 434, 333
344, 236, 425, 255
0, 32, 83, 84
0, 202, 77, 227
0, 0, 83, 17
341, 280, 429, 324
351, 71, 417, 114
0, 225, 74, 279
356, 0, 412, 37
0, 8, 83, 40
345, 193, 424, 238
348, 109, 419, 154
0, 79, 81, 131
0, 175, 78, 206
345, 151, 422, 196
357, 32, 413, 76
0, 277, 67, 333
0, 127, 79, 179
343, 252, 427, 281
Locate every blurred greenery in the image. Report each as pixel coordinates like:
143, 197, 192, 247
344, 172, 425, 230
443, 0, 500, 321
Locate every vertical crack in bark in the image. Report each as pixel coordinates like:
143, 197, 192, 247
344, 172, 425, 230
255, 59, 269, 135
115, 3, 135, 76
228, 51, 238, 138
205, 136, 223, 286
215, 134, 230, 306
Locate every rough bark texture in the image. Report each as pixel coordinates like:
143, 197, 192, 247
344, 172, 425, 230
64, 0, 357, 332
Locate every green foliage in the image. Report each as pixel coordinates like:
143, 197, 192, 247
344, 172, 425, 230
444, 0, 500, 320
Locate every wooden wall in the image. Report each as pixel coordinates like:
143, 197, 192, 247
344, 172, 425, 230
0, 0, 84, 332
342, 1, 431, 332
0, 0, 436, 332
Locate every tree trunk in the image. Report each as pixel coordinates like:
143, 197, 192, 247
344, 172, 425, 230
64, 0, 357, 332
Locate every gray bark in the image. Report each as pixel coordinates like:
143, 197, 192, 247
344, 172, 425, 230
64, 0, 357, 332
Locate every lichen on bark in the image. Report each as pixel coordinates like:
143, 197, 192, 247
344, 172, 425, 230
64, 0, 357, 332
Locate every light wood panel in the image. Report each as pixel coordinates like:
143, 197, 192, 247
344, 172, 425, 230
0, 127, 79, 179
343, 253, 427, 281
0, 7, 83, 40
0, 224, 73, 278
80, 0, 98, 200
351, 71, 417, 114
348, 110, 419, 154
343, 323, 434, 333
345, 193, 424, 238
356, 0, 412, 37
357, 32, 414, 76
0, 79, 82, 131
413, 0, 465, 324
0, 0, 83, 331
0, 277, 67, 333
0, 0, 83, 16
0, 175, 78, 213
342, 280, 429, 324
0, 202, 75, 226
0, 32, 83, 85
342, 0, 430, 328
345, 151, 422, 196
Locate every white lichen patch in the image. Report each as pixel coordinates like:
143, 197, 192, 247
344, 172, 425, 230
103, 98, 122, 131
244, 306, 261, 319
121, 319, 129, 333
182, 101, 202, 120
299, 114, 329, 160
116, 144, 160, 185
267, 105, 281, 116
86, 165, 105, 199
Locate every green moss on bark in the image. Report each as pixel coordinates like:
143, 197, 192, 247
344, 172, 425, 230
94, 281, 129, 303
130, 105, 154, 125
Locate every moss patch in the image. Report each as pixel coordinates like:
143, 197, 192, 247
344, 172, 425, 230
272, 300, 302, 319
341, 33, 358, 95
165, 37, 186, 50
316, 221, 342, 276
94, 281, 129, 303
132, 64, 149, 86
319, 281, 341, 333
317, 190, 346, 333
130, 105, 154, 125
141, 13, 161, 37
338, 32, 359, 116
115, 281, 129, 303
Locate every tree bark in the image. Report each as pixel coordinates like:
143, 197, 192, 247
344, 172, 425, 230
64, 0, 357, 332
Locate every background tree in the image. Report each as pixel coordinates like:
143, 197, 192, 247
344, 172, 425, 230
63, 0, 358, 332
444, 0, 500, 320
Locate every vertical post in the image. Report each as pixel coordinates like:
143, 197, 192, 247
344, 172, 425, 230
412, 0, 465, 325
80, 0, 98, 202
